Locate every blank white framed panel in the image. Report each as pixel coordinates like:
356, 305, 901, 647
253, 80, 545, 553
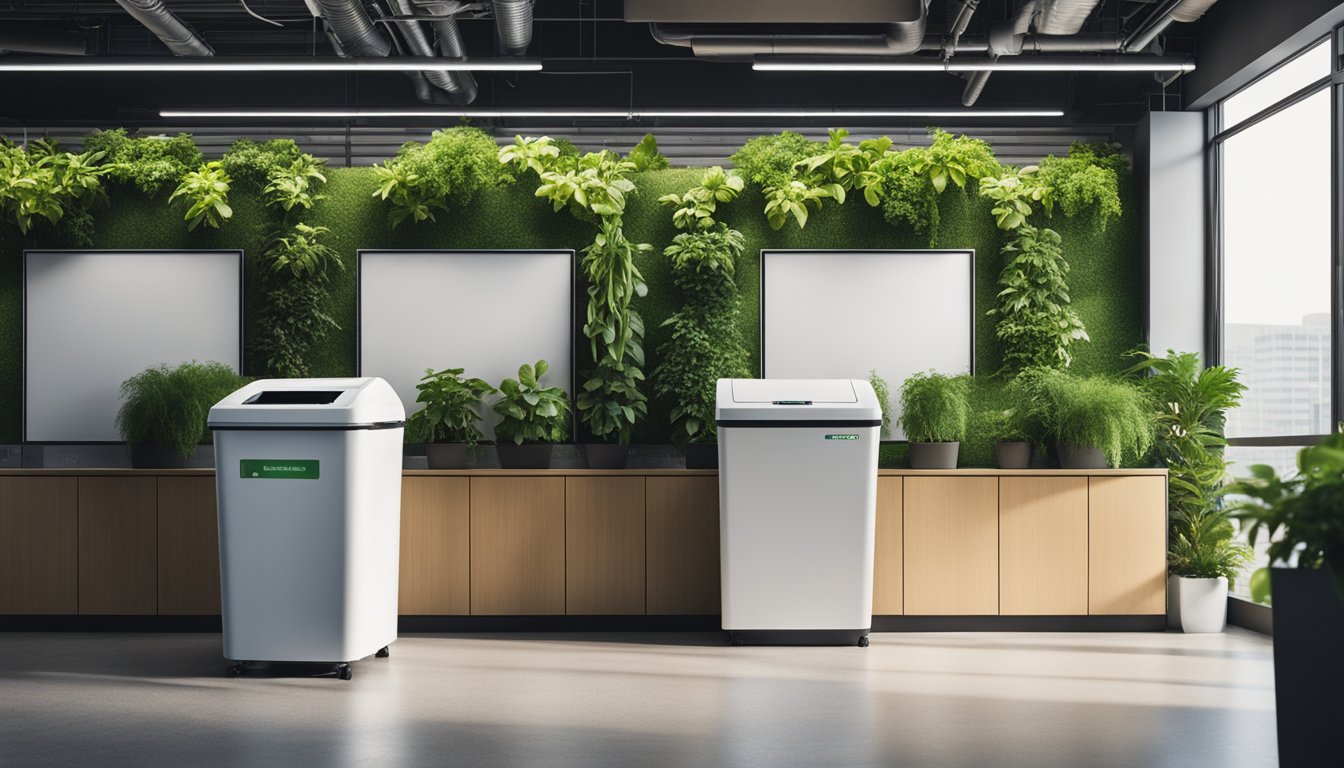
761, 250, 974, 440
23, 249, 243, 442
357, 250, 575, 438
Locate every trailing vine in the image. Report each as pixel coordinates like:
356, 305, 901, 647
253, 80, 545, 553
500, 136, 652, 444
989, 224, 1089, 371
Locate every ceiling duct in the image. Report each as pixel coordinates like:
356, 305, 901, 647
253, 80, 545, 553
1034, 0, 1101, 36
311, 0, 391, 58
491, 0, 533, 56
1124, 0, 1220, 53
627, 0, 921, 24
393, 0, 477, 104
113, 0, 214, 56
648, 1, 931, 59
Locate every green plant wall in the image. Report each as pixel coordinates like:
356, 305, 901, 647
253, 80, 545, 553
0, 160, 1142, 462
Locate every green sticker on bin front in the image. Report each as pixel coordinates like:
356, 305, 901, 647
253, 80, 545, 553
824, 434, 859, 441
240, 459, 319, 480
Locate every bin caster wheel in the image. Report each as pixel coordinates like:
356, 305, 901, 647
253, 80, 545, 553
857, 636, 870, 648
376, 646, 390, 659
227, 663, 246, 677
337, 665, 352, 681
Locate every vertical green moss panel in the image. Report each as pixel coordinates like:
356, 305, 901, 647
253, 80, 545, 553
0, 164, 1143, 458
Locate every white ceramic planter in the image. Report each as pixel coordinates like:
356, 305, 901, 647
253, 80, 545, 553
1175, 576, 1229, 633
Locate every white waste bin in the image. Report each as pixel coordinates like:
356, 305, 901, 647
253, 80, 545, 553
208, 377, 405, 679
716, 379, 881, 646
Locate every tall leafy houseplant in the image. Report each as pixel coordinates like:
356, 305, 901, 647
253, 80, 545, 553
990, 225, 1089, 371
405, 368, 496, 469
1225, 434, 1344, 768
652, 167, 750, 465
898, 371, 969, 469
116, 361, 250, 468
492, 360, 571, 469
1126, 350, 1250, 623
501, 137, 653, 467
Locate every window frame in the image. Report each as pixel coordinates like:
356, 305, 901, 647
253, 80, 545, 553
1208, 31, 1343, 449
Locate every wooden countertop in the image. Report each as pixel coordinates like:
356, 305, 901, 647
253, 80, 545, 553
0, 467, 1167, 476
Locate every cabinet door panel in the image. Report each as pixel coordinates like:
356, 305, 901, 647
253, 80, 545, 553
903, 477, 998, 615
400, 477, 471, 615
566, 477, 646, 615
1090, 476, 1167, 615
157, 476, 221, 615
872, 477, 903, 615
470, 477, 565, 615
1000, 477, 1088, 615
79, 477, 157, 615
0, 477, 78, 614
646, 477, 720, 615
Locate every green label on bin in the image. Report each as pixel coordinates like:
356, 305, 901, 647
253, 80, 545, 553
825, 434, 860, 441
240, 459, 319, 480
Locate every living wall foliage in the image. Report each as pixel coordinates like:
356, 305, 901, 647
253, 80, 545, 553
0, 125, 1144, 458
0, 139, 105, 244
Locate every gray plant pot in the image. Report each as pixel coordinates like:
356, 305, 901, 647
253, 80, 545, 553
909, 441, 959, 469
130, 443, 191, 469
995, 441, 1032, 470
497, 443, 554, 469
685, 443, 719, 469
1057, 441, 1110, 470
425, 443, 468, 469
585, 443, 629, 470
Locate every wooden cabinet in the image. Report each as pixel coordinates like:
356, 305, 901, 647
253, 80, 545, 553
903, 476, 999, 615
157, 476, 221, 615
0, 477, 78, 614
1090, 476, 1167, 615
999, 477, 1088, 615
646, 476, 720, 615
872, 477, 903, 615
78, 477, 157, 615
399, 477, 471, 615
469, 476, 565, 615
566, 477, 646, 615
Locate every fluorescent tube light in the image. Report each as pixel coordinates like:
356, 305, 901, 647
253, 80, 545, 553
0, 57, 541, 72
159, 108, 1066, 119
753, 57, 1195, 73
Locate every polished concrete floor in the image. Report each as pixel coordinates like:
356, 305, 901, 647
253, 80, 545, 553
0, 629, 1276, 768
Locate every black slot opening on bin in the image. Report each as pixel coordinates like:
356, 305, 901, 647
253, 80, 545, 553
243, 390, 341, 405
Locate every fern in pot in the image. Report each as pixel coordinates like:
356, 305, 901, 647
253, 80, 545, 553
898, 371, 969, 469
405, 367, 496, 469
1030, 370, 1154, 469
492, 360, 571, 469
986, 407, 1033, 469
117, 361, 250, 468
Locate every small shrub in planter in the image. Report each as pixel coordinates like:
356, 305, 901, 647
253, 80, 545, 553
984, 408, 1032, 469
117, 361, 250, 468
404, 367, 495, 469
492, 360, 571, 469
898, 371, 969, 469
1024, 369, 1153, 469
1227, 435, 1344, 768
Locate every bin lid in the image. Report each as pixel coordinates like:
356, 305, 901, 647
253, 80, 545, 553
208, 377, 405, 429
715, 379, 881, 424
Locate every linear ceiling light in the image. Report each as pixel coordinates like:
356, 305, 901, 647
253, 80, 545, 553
0, 57, 541, 72
159, 108, 1066, 119
753, 57, 1195, 73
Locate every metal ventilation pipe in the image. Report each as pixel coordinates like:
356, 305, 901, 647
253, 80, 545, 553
312, 0, 391, 57
114, 0, 214, 56
1124, 0, 1219, 53
648, 0, 931, 59
393, 0, 477, 104
491, 0, 534, 55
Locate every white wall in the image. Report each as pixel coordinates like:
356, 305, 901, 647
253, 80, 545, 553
1142, 112, 1208, 361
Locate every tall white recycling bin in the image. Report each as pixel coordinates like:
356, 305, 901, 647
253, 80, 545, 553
716, 379, 881, 646
209, 377, 405, 678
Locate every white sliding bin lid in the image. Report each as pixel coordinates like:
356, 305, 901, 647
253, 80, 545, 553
716, 379, 881, 424
208, 377, 405, 429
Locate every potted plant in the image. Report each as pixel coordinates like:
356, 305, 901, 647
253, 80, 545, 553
116, 361, 249, 468
1226, 434, 1344, 768
492, 360, 571, 469
1029, 370, 1153, 469
1126, 349, 1248, 631
898, 371, 969, 469
404, 367, 496, 469
986, 407, 1032, 469
870, 370, 893, 440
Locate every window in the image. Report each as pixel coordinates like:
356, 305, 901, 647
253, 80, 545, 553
1214, 34, 1340, 600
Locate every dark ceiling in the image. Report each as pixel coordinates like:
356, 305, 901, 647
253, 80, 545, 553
0, 1, 1202, 126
